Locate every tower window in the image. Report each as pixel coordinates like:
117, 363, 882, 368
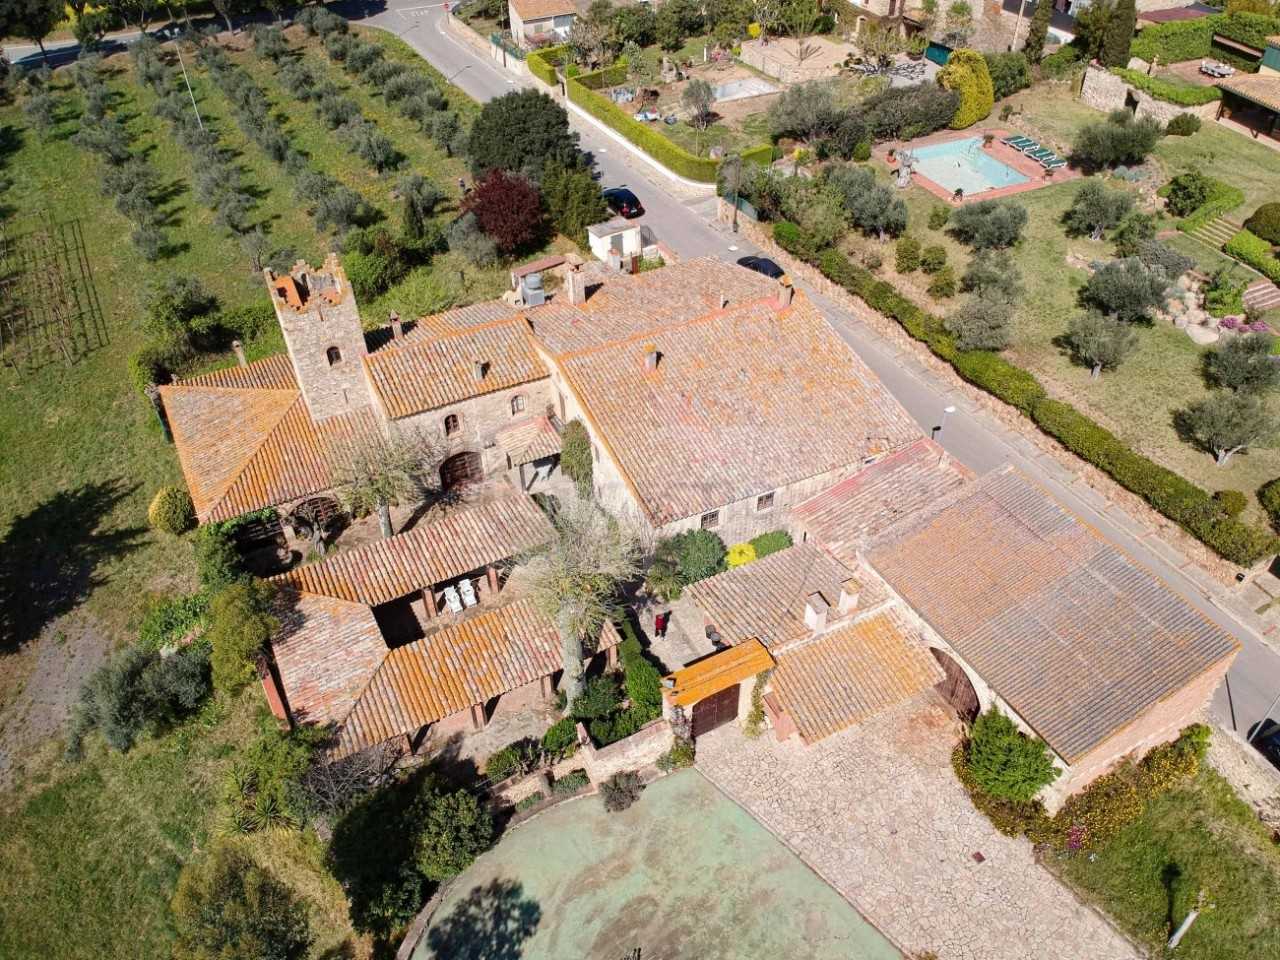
444, 413, 460, 436
326, 346, 342, 366
511, 394, 526, 416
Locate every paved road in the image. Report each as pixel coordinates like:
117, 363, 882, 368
15, 4, 1280, 747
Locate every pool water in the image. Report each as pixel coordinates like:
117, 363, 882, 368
909, 137, 1028, 196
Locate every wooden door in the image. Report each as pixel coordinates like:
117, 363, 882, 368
440, 451, 482, 490
931, 648, 979, 723
691, 684, 740, 739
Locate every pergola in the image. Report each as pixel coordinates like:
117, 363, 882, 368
1216, 73, 1280, 142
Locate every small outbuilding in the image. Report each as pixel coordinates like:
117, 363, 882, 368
508, 0, 578, 47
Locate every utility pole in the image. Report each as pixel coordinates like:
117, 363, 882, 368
172, 38, 203, 131
1010, 0, 1029, 52
725, 153, 742, 233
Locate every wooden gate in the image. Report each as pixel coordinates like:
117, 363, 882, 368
440, 451, 483, 490
691, 684, 740, 739
931, 649, 979, 723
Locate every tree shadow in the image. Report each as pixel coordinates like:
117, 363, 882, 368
1161, 861, 1182, 935
0, 479, 145, 653
424, 878, 541, 960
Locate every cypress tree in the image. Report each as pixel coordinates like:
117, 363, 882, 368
1099, 0, 1136, 67
1022, 0, 1054, 64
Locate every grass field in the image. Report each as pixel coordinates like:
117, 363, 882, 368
1051, 769, 1280, 960
0, 25, 549, 960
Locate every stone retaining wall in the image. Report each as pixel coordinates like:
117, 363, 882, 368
575, 718, 673, 782
444, 12, 529, 78
1079, 62, 1220, 125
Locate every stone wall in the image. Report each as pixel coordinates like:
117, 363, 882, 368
444, 11, 530, 78
739, 39, 833, 85
1079, 62, 1220, 126
575, 718, 674, 782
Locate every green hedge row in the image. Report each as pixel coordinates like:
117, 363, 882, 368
1131, 12, 1280, 70
770, 221, 1278, 565
567, 75, 721, 182
1172, 177, 1246, 234
1225, 228, 1280, 282
527, 43, 568, 87
576, 60, 628, 90
1110, 67, 1221, 106
741, 142, 775, 167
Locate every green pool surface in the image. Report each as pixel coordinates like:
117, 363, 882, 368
415, 769, 901, 960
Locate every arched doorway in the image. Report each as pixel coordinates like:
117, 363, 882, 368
931, 648, 979, 723
440, 451, 483, 490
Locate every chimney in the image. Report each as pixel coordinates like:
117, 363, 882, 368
643, 342, 658, 371
719, 293, 729, 309
472, 359, 486, 381
390, 311, 403, 342
838, 578, 860, 616
776, 275, 795, 309
803, 592, 829, 633
567, 265, 586, 305
231, 339, 247, 367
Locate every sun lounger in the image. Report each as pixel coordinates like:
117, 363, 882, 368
1016, 141, 1042, 154
443, 585, 464, 614
459, 577, 478, 608
1002, 135, 1033, 148
1025, 148, 1055, 162
1041, 157, 1068, 170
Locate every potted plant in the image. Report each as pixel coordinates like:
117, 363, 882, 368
982, 131, 995, 147
907, 34, 927, 61
887, 147, 896, 160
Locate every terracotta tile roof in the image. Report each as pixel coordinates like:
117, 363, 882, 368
271, 589, 388, 727
526, 258, 783, 355
1217, 72, 1280, 113
161, 357, 376, 523
273, 493, 553, 605
368, 301, 522, 351
792, 438, 973, 565
495, 415, 562, 465
363, 319, 548, 419
663, 639, 774, 708
686, 544, 855, 650
772, 610, 944, 744
553, 289, 919, 524
868, 469, 1240, 762
510, 0, 578, 21
332, 599, 622, 758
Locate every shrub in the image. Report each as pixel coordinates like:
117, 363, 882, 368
344, 248, 399, 302
1112, 212, 1157, 257
938, 49, 995, 128
949, 200, 1028, 249
484, 739, 537, 781
171, 841, 313, 960
1168, 174, 1244, 233
675, 528, 727, 583
895, 235, 922, 273
920, 245, 948, 274
984, 51, 1030, 100
127, 345, 168, 394
774, 220, 817, 262
965, 708, 1060, 803
862, 249, 883, 271
1135, 239, 1194, 280
552, 770, 590, 795
1225, 229, 1280, 283
1245, 202, 1280, 245
560, 419, 593, 498
1215, 489, 1249, 518
223, 720, 319, 833
927, 265, 958, 299
143, 275, 217, 350
1261, 478, 1280, 526
1204, 267, 1248, 317
656, 736, 696, 772
207, 579, 278, 695
138, 592, 209, 651
541, 716, 579, 758
945, 297, 1013, 350
851, 139, 871, 162
1206, 331, 1280, 393
726, 542, 756, 568
1072, 111, 1162, 169
749, 529, 793, 558
952, 745, 1050, 837
742, 669, 771, 738
1165, 112, 1202, 136
620, 629, 663, 717
413, 787, 493, 881
600, 770, 645, 812
1165, 170, 1213, 217
148, 486, 194, 535
861, 83, 959, 141
928, 205, 951, 230
516, 791, 544, 811
194, 525, 242, 592
572, 674, 623, 720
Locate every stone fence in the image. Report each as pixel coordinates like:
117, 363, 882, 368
443, 12, 530, 79
1079, 62, 1220, 126
575, 719, 674, 782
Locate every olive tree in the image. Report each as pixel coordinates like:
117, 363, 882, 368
1205, 332, 1280, 394
1065, 312, 1138, 379
1084, 257, 1171, 324
1178, 390, 1277, 466
1064, 180, 1135, 241
522, 499, 642, 704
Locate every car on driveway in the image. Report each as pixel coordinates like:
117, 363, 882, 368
737, 255, 784, 279
603, 187, 644, 219
1251, 720, 1280, 771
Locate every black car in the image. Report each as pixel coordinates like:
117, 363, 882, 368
603, 187, 644, 219
1252, 720, 1280, 771
737, 255, 784, 279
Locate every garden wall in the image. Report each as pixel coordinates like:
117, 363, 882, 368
444, 11, 530, 78
1079, 63, 1220, 125
575, 718, 673, 782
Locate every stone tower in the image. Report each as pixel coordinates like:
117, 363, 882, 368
266, 254, 373, 421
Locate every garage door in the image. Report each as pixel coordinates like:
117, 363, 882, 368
440, 451, 483, 490
691, 684, 740, 739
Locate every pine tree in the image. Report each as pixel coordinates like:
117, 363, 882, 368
1099, 0, 1136, 68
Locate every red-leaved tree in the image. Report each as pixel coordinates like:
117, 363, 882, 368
462, 170, 546, 255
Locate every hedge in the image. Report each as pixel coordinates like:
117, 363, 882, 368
1110, 67, 1220, 106
576, 60, 628, 91
1169, 176, 1245, 234
1131, 12, 1280, 70
527, 43, 568, 87
771, 221, 1278, 565
1224, 228, 1280, 282
567, 75, 720, 182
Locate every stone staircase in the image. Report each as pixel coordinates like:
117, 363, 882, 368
1189, 216, 1240, 249
1245, 279, 1280, 313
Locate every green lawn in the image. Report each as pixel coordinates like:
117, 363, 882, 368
1051, 769, 1280, 960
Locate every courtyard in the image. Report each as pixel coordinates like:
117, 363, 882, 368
413, 769, 902, 960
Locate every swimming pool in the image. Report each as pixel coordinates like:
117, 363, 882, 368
909, 137, 1028, 196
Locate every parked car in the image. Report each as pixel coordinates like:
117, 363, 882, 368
736, 255, 784, 279
1252, 720, 1280, 771
603, 187, 644, 219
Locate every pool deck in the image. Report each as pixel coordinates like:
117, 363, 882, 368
878, 128, 1081, 204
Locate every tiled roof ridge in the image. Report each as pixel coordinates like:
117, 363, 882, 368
866, 464, 1016, 550
369, 314, 526, 356
551, 292, 787, 362
771, 596, 899, 656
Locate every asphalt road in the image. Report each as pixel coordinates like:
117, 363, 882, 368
11, 4, 1280, 748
